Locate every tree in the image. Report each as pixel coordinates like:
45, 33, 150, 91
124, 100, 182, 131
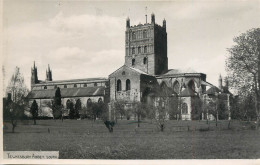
74, 99, 81, 119
6, 67, 29, 103
191, 97, 203, 120
5, 67, 28, 133
168, 96, 181, 120
30, 100, 38, 125
114, 100, 126, 120
68, 102, 75, 119
132, 101, 146, 127
53, 87, 62, 120
226, 28, 260, 129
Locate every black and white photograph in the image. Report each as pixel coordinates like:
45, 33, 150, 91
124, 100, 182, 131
1, 0, 260, 162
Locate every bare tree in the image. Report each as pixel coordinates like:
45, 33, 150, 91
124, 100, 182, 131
114, 100, 126, 120
4, 67, 29, 132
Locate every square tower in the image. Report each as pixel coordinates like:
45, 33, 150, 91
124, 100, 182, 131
125, 13, 168, 75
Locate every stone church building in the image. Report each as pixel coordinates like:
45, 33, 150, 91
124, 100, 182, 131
27, 13, 232, 120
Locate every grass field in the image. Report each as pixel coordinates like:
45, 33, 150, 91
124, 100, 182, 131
3, 119, 260, 159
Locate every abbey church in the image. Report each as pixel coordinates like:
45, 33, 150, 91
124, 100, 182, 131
27, 13, 232, 120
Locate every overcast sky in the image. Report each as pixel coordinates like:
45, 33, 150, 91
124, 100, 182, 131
2, 0, 260, 91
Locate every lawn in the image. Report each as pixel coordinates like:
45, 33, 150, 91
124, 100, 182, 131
3, 119, 260, 159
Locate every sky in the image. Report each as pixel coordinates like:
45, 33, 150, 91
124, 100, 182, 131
2, 0, 260, 92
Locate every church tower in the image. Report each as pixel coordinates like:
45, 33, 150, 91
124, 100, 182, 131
46, 64, 52, 81
125, 13, 168, 75
31, 61, 38, 85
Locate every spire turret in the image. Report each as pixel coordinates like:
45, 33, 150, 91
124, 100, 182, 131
218, 74, 223, 90
46, 64, 52, 81
31, 61, 38, 85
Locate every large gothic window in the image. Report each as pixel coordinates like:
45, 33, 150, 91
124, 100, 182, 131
182, 103, 188, 114
144, 46, 147, 53
117, 79, 122, 91
143, 30, 147, 38
173, 81, 180, 94
132, 58, 135, 66
126, 79, 131, 91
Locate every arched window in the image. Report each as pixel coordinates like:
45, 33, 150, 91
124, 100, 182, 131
143, 57, 147, 64
98, 98, 103, 103
94, 83, 97, 87
144, 46, 147, 53
173, 81, 180, 94
64, 85, 67, 88
182, 103, 188, 114
143, 30, 147, 38
126, 79, 131, 91
44, 86, 47, 89
138, 46, 141, 54
84, 83, 87, 87
132, 58, 135, 66
117, 79, 122, 91
132, 47, 135, 54
132, 32, 136, 40
87, 98, 92, 108
188, 80, 195, 91
74, 84, 77, 88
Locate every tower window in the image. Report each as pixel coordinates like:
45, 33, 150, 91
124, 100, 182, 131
143, 57, 147, 64
138, 46, 141, 54
64, 85, 67, 88
74, 84, 77, 88
117, 79, 122, 91
44, 86, 47, 89
143, 30, 147, 38
84, 83, 87, 87
132, 32, 136, 40
132, 59, 135, 66
94, 82, 97, 87
144, 46, 147, 53
132, 47, 135, 54
126, 79, 131, 91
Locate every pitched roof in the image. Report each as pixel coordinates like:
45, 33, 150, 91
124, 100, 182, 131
163, 68, 198, 75
179, 88, 197, 97
36, 77, 107, 86
109, 65, 149, 77
206, 86, 221, 95
27, 86, 105, 99
128, 66, 148, 75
